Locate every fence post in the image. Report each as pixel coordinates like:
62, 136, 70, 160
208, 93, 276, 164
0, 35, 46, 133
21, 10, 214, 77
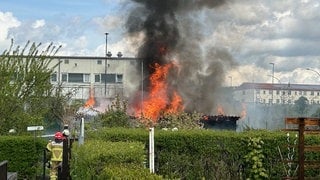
0, 160, 8, 180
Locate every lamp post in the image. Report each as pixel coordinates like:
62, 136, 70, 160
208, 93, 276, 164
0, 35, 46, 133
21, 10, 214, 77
306, 68, 320, 79
269, 63, 275, 84
104, 33, 108, 96
267, 75, 281, 84
269, 63, 275, 105
268, 62, 275, 129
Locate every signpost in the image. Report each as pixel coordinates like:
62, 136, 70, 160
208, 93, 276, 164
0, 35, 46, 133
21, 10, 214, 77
27, 126, 44, 140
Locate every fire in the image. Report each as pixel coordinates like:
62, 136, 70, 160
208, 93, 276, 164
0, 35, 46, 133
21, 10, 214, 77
240, 103, 247, 119
217, 105, 225, 115
84, 88, 95, 108
135, 63, 184, 121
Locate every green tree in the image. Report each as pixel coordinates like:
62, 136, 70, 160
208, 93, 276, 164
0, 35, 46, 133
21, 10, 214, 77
0, 40, 64, 135
311, 107, 320, 118
294, 96, 309, 116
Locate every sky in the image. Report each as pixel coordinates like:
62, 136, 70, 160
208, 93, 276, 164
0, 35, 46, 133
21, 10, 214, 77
1, 0, 320, 86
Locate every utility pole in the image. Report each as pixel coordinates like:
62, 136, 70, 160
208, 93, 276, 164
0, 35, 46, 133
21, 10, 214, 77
269, 62, 275, 129
269, 62, 275, 104
104, 33, 108, 96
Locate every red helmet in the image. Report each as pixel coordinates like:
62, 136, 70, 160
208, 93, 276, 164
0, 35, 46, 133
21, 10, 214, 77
54, 132, 63, 140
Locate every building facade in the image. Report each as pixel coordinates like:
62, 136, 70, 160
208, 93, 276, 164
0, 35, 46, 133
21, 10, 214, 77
48, 56, 141, 101
233, 82, 320, 105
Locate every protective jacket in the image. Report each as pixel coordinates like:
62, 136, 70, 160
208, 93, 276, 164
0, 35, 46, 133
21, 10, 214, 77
47, 141, 63, 162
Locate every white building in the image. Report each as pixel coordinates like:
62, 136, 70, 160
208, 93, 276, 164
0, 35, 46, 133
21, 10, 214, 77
48, 55, 141, 101
233, 82, 320, 105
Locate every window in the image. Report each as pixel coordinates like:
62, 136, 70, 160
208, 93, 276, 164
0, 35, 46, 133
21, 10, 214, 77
311, 91, 314, 95
288, 90, 291, 95
51, 73, 57, 82
97, 60, 102, 64
68, 73, 83, 82
62, 73, 68, 82
64, 59, 69, 64
303, 91, 307, 95
282, 91, 285, 95
263, 90, 266, 95
276, 90, 280, 95
101, 74, 116, 83
242, 90, 246, 95
116, 74, 123, 83
84, 74, 90, 83
95, 74, 100, 82
268, 99, 272, 104
67, 73, 90, 83
269, 90, 272, 94
256, 89, 260, 94
276, 99, 280, 104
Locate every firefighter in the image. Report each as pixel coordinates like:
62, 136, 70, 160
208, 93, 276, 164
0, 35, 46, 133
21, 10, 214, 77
46, 131, 64, 180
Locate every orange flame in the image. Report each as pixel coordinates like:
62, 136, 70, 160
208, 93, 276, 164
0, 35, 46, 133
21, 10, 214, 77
217, 105, 225, 115
240, 103, 247, 119
135, 63, 184, 121
84, 88, 95, 108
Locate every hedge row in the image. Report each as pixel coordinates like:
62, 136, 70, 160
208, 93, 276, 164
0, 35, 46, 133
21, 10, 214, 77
0, 136, 47, 179
87, 128, 320, 179
70, 140, 162, 179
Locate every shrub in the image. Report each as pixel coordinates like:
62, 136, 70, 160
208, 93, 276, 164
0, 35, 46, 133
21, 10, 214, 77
70, 140, 157, 179
0, 136, 47, 179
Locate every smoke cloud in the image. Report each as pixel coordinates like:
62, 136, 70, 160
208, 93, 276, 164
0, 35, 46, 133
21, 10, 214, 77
126, 0, 237, 114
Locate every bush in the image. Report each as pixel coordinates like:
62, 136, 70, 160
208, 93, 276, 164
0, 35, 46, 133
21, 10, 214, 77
0, 136, 47, 179
87, 128, 320, 179
100, 164, 162, 180
70, 140, 160, 179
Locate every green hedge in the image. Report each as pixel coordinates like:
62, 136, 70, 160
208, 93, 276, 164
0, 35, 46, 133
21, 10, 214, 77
0, 136, 47, 179
70, 140, 162, 179
87, 128, 320, 179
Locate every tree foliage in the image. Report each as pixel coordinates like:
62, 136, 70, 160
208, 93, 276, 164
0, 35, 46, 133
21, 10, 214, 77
294, 96, 309, 116
0, 40, 64, 135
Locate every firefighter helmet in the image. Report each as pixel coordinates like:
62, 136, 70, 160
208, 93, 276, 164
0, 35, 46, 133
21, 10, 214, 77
54, 132, 63, 140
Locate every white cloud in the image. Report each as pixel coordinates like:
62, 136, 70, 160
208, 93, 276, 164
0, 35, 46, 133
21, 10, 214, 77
92, 15, 124, 32
32, 19, 45, 29
0, 11, 21, 50
93, 32, 144, 57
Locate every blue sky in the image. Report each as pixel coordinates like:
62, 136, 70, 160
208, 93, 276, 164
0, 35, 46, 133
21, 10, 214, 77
0, 0, 128, 56
1, 0, 320, 85
0, 0, 123, 19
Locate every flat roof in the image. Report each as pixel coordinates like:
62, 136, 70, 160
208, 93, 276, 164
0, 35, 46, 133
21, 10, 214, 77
237, 82, 320, 91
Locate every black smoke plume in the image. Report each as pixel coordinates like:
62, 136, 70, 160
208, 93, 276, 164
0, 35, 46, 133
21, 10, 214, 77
126, 0, 237, 114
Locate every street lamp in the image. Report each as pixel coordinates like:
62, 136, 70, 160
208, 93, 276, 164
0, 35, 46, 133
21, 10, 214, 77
269, 63, 275, 84
267, 75, 281, 84
104, 33, 108, 96
306, 68, 320, 78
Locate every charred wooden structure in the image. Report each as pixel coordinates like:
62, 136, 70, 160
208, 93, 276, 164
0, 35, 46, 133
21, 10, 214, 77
200, 115, 241, 130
